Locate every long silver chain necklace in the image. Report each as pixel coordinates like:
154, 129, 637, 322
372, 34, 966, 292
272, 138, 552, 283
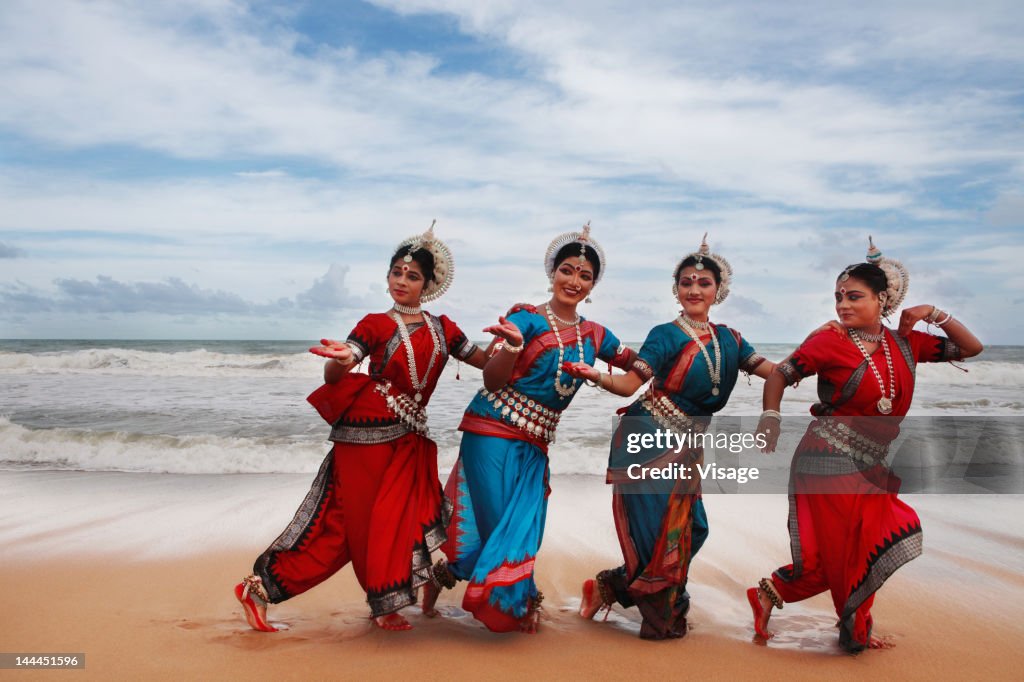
545, 305, 584, 399
676, 315, 722, 396
390, 311, 441, 403
849, 328, 895, 414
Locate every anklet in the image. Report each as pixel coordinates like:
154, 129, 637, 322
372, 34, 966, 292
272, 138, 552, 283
595, 571, 616, 606
430, 559, 457, 590
759, 577, 784, 609
241, 574, 271, 605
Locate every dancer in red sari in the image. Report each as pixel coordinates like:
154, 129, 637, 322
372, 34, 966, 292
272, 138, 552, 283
234, 223, 503, 632
748, 237, 983, 652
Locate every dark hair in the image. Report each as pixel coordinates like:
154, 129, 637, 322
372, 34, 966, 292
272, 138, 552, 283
554, 243, 602, 280
674, 256, 722, 285
389, 245, 436, 283
838, 263, 886, 295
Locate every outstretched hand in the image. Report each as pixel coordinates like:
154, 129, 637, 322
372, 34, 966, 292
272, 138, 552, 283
561, 361, 599, 382
483, 316, 524, 347
309, 338, 354, 365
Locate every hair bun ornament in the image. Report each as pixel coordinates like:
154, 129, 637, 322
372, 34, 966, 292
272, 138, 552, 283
544, 221, 607, 284
673, 232, 733, 304
866, 235, 908, 316
395, 219, 455, 303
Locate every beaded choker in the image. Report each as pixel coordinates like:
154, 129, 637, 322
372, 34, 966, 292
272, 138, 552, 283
392, 302, 422, 315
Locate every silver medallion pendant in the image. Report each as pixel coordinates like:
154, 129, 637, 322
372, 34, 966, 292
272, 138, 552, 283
877, 397, 892, 414
414, 392, 423, 403
711, 387, 720, 396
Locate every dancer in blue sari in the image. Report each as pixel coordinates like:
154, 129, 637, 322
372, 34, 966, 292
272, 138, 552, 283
421, 224, 641, 633
573, 235, 775, 639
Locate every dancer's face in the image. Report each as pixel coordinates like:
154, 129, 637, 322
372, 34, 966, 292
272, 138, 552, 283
388, 258, 426, 306
676, 266, 718, 319
550, 256, 595, 308
835, 276, 882, 329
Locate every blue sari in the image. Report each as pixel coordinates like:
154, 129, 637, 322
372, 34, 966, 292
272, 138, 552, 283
602, 320, 763, 639
442, 307, 633, 632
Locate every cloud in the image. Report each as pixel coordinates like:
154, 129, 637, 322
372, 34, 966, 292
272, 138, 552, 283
0, 264, 369, 316
986, 192, 1024, 229
723, 294, 768, 317
1, 0, 1020, 213
293, 263, 374, 311
1, 2, 1023, 342
0, 241, 25, 258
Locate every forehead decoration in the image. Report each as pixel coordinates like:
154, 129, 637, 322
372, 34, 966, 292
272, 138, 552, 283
393, 219, 455, 302
672, 233, 733, 304
544, 221, 607, 284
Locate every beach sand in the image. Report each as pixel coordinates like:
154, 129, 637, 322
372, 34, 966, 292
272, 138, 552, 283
3, 471, 1023, 680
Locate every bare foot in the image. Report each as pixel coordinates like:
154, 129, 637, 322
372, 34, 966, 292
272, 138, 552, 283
869, 634, 895, 649
373, 613, 413, 631
579, 579, 603, 620
234, 581, 278, 632
746, 587, 774, 639
421, 582, 441, 617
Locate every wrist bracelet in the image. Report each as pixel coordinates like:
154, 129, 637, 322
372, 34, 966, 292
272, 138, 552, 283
926, 305, 939, 323
502, 339, 524, 354
760, 409, 782, 421
934, 311, 953, 327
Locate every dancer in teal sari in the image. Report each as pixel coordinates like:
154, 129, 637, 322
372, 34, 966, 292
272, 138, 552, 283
421, 224, 642, 633
573, 235, 774, 639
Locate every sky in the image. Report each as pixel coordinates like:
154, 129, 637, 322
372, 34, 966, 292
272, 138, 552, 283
1, 0, 1022, 343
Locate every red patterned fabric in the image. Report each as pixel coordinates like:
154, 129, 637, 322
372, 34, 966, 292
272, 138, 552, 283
769, 327, 951, 651
255, 311, 467, 617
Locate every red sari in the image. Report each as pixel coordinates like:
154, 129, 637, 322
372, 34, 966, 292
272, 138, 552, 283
253, 312, 476, 617
771, 326, 961, 651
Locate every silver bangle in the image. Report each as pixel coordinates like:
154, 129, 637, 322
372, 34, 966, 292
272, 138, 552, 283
935, 311, 953, 327
760, 409, 782, 422
501, 339, 524, 354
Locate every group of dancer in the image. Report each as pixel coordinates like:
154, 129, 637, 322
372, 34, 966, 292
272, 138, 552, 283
233, 222, 982, 652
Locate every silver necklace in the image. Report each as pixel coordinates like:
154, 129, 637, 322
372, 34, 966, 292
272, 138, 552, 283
676, 315, 722, 396
852, 326, 885, 343
392, 302, 421, 315
390, 311, 441, 403
546, 305, 580, 327
545, 305, 584, 400
681, 315, 710, 331
849, 328, 895, 414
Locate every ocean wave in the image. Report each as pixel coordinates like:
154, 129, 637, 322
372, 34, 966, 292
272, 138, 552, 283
0, 348, 324, 377
0, 417, 329, 474
2, 349, 1021, 387
914, 361, 1024, 387
0, 416, 624, 476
